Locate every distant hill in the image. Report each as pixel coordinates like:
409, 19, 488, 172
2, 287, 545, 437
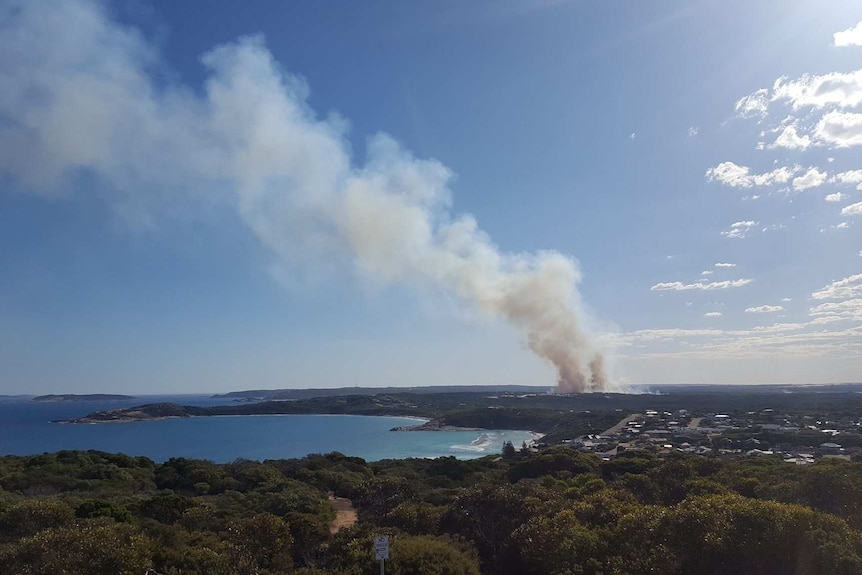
646, 382, 862, 395
212, 385, 552, 401
33, 394, 136, 402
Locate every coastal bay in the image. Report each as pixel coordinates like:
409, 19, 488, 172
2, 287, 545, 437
0, 395, 534, 462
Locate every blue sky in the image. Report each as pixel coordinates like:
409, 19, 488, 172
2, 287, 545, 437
2, 0, 862, 394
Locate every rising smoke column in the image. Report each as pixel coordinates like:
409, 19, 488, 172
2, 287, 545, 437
0, 0, 609, 392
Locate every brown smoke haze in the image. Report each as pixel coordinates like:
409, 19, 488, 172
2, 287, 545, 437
0, 0, 611, 392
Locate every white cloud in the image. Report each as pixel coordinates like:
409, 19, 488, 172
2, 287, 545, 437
715, 262, 736, 268
812, 274, 862, 300
650, 278, 753, 291
834, 21, 862, 47
616, 323, 805, 344
772, 69, 862, 109
826, 192, 846, 202
613, 322, 861, 359
629, 132, 636, 140
614, 319, 862, 361
833, 170, 862, 189
706, 162, 750, 186
842, 201, 862, 216
735, 88, 769, 117
747, 323, 807, 333
701, 270, 713, 276
815, 111, 862, 147
836, 222, 851, 229
781, 298, 792, 302
688, 126, 699, 137
705, 162, 798, 188
809, 299, 862, 324
721, 220, 758, 239
704, 312, 723, 318
745, 305, 784, 313
792, 167, 828, 191
810, 300, 862, 315
770, 124, 811, 150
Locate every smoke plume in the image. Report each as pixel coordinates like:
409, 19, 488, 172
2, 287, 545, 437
0, 0, 609, 391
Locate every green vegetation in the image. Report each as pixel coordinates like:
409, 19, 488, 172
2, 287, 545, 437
2, 448, 862, 574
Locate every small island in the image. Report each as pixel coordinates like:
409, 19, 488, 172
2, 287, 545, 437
33, 394, 136, 403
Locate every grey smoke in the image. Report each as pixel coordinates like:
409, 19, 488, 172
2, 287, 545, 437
0, 0, 609, 392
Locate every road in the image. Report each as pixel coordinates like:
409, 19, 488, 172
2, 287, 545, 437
602, 413, 642, 436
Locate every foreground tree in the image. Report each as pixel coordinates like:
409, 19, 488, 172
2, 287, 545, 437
0, 524, 152, 575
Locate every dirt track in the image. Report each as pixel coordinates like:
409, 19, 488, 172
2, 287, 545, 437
329, 496, 358, 534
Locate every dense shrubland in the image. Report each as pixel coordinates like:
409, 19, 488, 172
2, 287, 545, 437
1, 448, 862, 574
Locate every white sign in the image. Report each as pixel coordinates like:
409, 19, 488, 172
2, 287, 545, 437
374, 535, 389, 560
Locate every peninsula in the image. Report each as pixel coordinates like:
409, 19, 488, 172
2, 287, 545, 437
33, 394, 136, 402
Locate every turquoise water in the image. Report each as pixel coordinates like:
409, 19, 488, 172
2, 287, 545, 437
0, 396, 535, 462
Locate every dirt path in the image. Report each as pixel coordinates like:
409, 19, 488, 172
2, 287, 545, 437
329, 495, 358, 534
602, 413, 642, 436
688, 417, 703, 429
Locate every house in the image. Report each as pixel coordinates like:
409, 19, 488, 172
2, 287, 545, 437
819, 442, 844, 455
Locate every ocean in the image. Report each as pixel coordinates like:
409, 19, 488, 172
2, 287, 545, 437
0, 395, 535, 462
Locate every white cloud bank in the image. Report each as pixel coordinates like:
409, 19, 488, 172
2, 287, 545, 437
706, 162, 797, 188
734, 67, 862, 149
745, 305, 783, 314
812, 274, 862, 300
834, 21, 862, 47
809, 299, 862, 324
709, 164, 861, 193
842, 202, 862, 216
0, 0, 610, 392
814, 111, 862, 147
651, 279, 753, 291
772, 69, 862, 110
834, 170, 862, 189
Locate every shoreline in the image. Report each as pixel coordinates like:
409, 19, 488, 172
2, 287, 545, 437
55, 411, 540, 439
57, 411, 433, 425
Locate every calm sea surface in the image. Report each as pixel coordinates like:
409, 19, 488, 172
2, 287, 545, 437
0, 395, 534, 462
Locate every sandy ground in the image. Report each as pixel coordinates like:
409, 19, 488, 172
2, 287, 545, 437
329, 495, 358, 534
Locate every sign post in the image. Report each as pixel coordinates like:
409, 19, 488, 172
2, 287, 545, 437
374, 535, 389, 575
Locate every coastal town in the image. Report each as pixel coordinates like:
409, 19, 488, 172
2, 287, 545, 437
563, 407, 860, 465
